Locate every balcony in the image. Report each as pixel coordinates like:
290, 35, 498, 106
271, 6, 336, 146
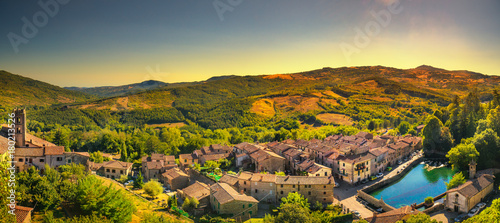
355, 165, 366, 171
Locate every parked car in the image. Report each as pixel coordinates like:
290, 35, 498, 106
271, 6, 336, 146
477, 202, 487, 209
334, 182, 340, 188
397, 160, 403, 165
361, 178, 369, 184
468, 207, 479, 217
376, 173, 384, 178
352, 210, 360, 218
370, 176, 377, 181
124, 180, 133, 186
454, 214, 468, 222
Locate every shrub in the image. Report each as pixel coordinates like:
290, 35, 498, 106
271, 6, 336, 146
425, 197, 434, 204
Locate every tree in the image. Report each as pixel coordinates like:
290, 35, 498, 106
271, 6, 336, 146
446, 143, 479, 171
398, 121, 411, 135
53, 128, 70, 151
446, 172, 466, 190
275, 203, 312, 223
275, 171, 286, 176
280, 192, 310, 210
182, 197, 199, 213
422, 115, 453, 154
464, 198, 500, 223
0, 153, 15, 223
134, 172, 144, 189
143, 179, 163, 198
118, 175, 128, 184
472, 128, 500, 169
424, 197, 434, 204
120, 142, 128, 162
313, 201, 323, 211
140, 213, 172, 223
396, 213, 439, 223
75, 175, 135, 223
90, 151, 105, 163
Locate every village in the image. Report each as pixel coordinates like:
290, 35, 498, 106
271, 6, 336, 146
2, 109, 498, 223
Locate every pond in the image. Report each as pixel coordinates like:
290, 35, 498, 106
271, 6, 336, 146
369, 163, 456, 208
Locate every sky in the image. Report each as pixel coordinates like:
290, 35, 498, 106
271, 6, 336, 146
1, 0, 499, 87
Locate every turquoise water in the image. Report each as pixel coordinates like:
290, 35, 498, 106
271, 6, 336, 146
369, 164, 456, 208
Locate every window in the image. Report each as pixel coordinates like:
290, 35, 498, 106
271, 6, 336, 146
255, 189, 258, 193
280, 184, 283, 188
56, 157, 63, 161
323, 186, 326, 188
249, 204, 252, 207
343, 163, 345, 167
323, 192, 326, 195
244, 188, 246, 192
249, 211, 252, 215
293, 185, 295, 188
244, 181, 247, 185
18, 158, 23, 162
184, 159, 187, 162
308, 191, 311, 195
120, 170, 124, 174
281, 191, 283, 194
325, 172, 328, 176
67, 159, 72, 163
40, 159, 44, 162
242, 212, 245, 215
243, 204, 245, 208
106, 169, 110, 172
112, 170, 116, 173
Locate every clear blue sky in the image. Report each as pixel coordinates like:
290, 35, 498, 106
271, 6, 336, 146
1, 0, 499, 87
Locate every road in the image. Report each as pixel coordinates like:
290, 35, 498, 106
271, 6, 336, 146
333, 151, 423, 219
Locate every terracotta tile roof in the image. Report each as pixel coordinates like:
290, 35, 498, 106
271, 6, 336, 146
293, 139, 310, 147
102, 160, 133, 169
44, 146, 65, 155
235, 153, 248, 158
15, 148, 44, 157
369, 148, 388, 157
356, 131, 373, 140
448, 174, 495, 198
163, 168, 188, 180
146, 161, 164, 170
181, 181, 211, 200
234, 142, 260, 154
202, 153, 228, 162
210, 144, 232, 151
297, 159, 315, 170
250, 173, 276, 183
339, 152, 375, 164
276, 175, 334, 185
64, 151, 90, 157
211, 183, 258, 204
179, 153, 197, 160
282, 139, 295, 145
366, 206, 420, 223
219, 174, 239, 186
15, 205, 33, 223
283, 148, 302, 158
238, 171, 253, 181
25, 133, 56, 147
0, 135, 9, 154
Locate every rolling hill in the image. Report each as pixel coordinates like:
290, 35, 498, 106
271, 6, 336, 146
0, 70, 95, 108
65, 80, 200, 98
6, 65, 500, 129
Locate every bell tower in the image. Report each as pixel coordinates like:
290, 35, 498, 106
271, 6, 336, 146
14, 108, 26, 148
469, 159, 477, 179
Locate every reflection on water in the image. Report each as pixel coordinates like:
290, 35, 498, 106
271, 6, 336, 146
370, 164, 455, 208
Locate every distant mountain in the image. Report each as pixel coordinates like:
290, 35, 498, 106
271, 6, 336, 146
0, 70, 94, 108
65, 80, 199, 97
45, 65, 499, 129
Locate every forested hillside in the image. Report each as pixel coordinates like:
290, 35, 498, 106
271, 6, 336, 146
0, 70, 94, 107
23, 65, 499, 131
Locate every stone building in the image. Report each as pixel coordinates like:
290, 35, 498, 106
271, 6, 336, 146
162, 167, 189, 190
98, 160, 134, 179
178, 181, 211, 210
275, 175, 335, 204
445, 162, 495, 213
210, 183, 259, 220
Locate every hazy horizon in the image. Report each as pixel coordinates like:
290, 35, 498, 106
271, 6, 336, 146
1, 0, 500, 87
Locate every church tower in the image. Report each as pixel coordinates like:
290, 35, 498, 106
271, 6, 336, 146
469, 159, 477, 179
14, 108, 26, 148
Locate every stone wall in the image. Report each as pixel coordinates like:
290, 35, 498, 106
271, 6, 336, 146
187, 168, 216, 186
357, 190, 395, 212
423, 203, 444, 214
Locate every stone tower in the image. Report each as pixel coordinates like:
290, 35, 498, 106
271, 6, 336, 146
14, 108, 26, 148
469, 159, 477, 179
